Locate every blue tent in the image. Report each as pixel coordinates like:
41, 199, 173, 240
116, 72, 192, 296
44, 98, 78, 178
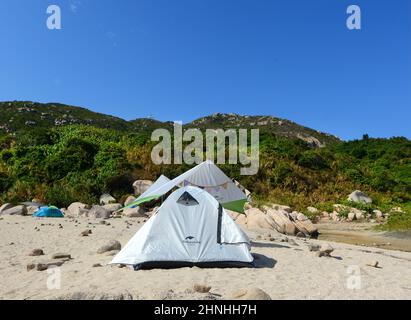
33, 206, 64, 218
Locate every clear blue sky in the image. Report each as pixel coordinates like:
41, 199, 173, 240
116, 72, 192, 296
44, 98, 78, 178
1, 0, 410, 140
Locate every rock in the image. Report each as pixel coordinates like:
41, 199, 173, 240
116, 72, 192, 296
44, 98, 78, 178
124, 196, 137, 207
27, 206, 39, 216
307, 207, 319, 214
347, 212, 356, 222
36, 260, 66, 271
348, 190, 372, 204
99, 194, 116, 205
123, 206, 147, 218
322, 212, 330, 218
267, 209, 296, 235
29, 249, 44, 256
366, 260, 379, 268
235, 214, 247, 225
103, 203, 122, 213
226, 209, 240, 221
317, 243, 334, 257
308, 244, 321, 252
296, 212, 308, 221
97, 240, 121, 254
105, 250, 120, 256
288, 238, 298, 246
193, 283, 211, 293
92, 263, 103, 268
27, 263, 36, 271
246, 208, 276, 230
0, 203, 13, 214
51, 253, 71, 259
294, 219, 318, 236
355, 210, 364, 220
68, 202, 90, 217
1, 205, 27, 216
373, 210, 384, 219
231, 288, 271, 300
81, 229, 92, 236
88, 205, 111, 219
132, 180, 154, 196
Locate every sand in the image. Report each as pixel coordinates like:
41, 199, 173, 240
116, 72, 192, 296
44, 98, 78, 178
0, 215, 410, 300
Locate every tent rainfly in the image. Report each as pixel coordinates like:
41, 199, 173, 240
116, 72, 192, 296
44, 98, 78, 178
122, 160, 247, 213
111, 186, 254, 269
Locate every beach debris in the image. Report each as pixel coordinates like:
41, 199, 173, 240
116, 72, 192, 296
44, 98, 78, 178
29, 249, 44, 256
51, 253, 71, 260
193, 283, 211, 293
81, 229, 92, 236
36, 260, 66, 271
26, 263, 36, 271
366, 260, 379, 268
231, 288, 271, 300
97, 240, 121, 254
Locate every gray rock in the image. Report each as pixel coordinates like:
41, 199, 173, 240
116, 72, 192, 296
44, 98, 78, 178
132, 180, 153, 196
99, 194, 116, 205
318, 243, 334, 257
296, 212, 308, 221
347, 212, 356, 222
29, 249, 44, 256
0, 203, 14, 214
36, 260, 66, 271
123, 206, 147, 218
124, 196, 137, 206
67, 202, 89, 217
97, 240, 121, 254
103, 203, 122, 213
308, 244, 321, 252
88, 205, 111, 219
348, 190, 372, 204
366, 260, 379, 268
1, 205, 27, 216
80, 229, 92, 236
51, 253, 71, 259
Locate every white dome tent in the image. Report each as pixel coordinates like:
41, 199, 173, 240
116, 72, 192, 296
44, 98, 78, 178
111, 186, 254, 269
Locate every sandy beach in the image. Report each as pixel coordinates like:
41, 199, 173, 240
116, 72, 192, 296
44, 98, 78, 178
1, 215, 410, 300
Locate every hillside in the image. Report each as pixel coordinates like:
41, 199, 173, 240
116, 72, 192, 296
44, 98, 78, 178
0, 101, 410, 229
0, 101, 340, 147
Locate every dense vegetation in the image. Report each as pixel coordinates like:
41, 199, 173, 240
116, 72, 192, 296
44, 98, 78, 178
0, 102, 410, 230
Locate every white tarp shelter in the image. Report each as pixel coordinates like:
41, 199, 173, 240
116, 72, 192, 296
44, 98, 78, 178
123, 160, 247, 213
111, 186, 254, 269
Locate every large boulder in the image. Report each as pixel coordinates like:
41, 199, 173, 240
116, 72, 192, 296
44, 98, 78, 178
246, 208, 276, 230
271, 204, 292, 213
348, 190, 372, 204
103, 203, 122, 213
99, 194, 116, 205
266, 209, 296, 235
0, 205, 27, 216
67, 202, 89, 217
132, 180, 153, 196
124, 196, 136, 207
88, 205, 111, 219
0, 203, 14, 215
123, 206, 147, 218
